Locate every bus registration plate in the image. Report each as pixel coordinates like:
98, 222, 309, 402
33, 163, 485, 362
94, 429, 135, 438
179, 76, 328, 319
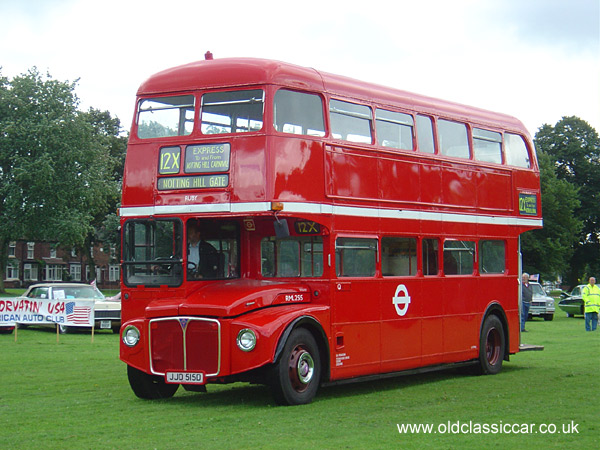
165, 371, 205, 384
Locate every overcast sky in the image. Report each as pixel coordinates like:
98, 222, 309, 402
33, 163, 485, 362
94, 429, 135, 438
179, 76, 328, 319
1, 0, 598, 136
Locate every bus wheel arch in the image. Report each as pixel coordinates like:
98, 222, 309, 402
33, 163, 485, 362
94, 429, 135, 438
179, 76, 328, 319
270, 317, 329, 405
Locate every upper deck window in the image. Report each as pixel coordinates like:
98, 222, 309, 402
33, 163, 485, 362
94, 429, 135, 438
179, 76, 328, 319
473, 128, 502, 164
330, 100, 373, 144
375, 109, 414, 150
137, 95, 194, 139
274, 89, 325, 137
416, 115, 435, 154
505, 133, 531, 168
438, 119, 470, 158
201, 89, 264, 134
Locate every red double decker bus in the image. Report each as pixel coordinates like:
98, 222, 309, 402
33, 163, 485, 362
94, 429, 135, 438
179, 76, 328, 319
119, 57, 542, 405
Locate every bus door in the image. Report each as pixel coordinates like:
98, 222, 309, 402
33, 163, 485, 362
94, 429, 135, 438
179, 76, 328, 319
379, 237, 422, 372
331, 236, 381, 378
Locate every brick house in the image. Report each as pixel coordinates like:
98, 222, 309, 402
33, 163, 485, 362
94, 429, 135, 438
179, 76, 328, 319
4, 240, 120, 290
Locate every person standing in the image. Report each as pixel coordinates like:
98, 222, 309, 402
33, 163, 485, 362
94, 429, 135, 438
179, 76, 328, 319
521, 273, 533, 332
582, 277, 600, 331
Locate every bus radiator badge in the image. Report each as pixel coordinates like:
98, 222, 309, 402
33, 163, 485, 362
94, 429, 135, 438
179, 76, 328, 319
178, 318, 190, 331
393, 285, 411, 316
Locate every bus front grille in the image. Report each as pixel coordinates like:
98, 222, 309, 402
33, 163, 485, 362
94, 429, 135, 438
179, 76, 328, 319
148, 317, 221, 376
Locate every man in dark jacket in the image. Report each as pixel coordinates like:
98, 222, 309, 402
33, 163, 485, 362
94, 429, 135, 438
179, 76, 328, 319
521, 273, 533, 332
187, 220, 218, 279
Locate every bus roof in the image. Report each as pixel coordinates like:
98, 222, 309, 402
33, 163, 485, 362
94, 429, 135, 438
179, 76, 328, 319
137, 57, 527, 133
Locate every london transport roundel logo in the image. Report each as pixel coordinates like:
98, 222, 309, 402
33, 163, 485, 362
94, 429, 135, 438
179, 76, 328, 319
393, 284, 411, 316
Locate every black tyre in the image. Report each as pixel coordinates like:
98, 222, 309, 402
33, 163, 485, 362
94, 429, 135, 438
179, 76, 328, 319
477, 315, 505, 375
58, 324, 71, 334
543, 314, 554, 321
127, 365, 179, 399
270, 328, 321, 406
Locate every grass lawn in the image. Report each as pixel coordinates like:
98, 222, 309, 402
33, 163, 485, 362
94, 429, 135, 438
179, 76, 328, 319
1, 312, 598, 449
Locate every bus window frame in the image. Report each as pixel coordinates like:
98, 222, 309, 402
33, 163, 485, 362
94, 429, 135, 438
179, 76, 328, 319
199, 88, 266, 136
473, 127, 504, 165
272, 88, 327, 138
442, 239, 476, 276
478, 239, 507, 275
121, 217, 184, 288
375, 108, 416, 151
381, 236, 418, 277
504, 132, 532, 169
415, 114, 438, 155
329, 98, 374, 145
437, 118, 471, 160
334, 235, 379, 278
136, 94, 196, 139
421, 237, 441, 277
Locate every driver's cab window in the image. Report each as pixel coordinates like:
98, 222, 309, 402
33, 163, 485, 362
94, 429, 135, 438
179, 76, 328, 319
122, 219, 184, 287
261, 236, 323, 278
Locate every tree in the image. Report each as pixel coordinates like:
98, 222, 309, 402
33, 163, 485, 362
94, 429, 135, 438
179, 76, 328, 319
72, 108, 127, 281
521, 151, 582, 278
0, 69, 124, 292
534, 117, 600, 286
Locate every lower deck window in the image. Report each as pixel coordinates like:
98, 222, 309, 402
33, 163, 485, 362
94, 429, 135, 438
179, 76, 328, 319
443, 240, 475, 275
382, 237, 417, 276
479, 240, 506, 274
422, 238, 439, 275
336, 237, 377, 277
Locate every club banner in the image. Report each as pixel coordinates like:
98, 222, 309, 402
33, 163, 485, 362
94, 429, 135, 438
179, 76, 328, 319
0, 297, 95, 327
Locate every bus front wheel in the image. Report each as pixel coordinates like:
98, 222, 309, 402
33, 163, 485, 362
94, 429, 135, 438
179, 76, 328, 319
270, 328, 321, 406
477, 315, 505, 375
127, 365, 179, 399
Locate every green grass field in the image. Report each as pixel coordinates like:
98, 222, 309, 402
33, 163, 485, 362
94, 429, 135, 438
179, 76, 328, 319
1, 312, 598, 449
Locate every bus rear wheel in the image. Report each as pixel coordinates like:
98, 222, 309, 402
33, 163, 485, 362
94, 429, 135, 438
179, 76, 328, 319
477, 315, 505, 375
127, 365, 179, 399
270, 328, 321, 406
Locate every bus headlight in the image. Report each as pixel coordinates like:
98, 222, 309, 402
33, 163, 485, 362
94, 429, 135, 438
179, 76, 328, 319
123, 325, 141, 347
236, 329, 257, 352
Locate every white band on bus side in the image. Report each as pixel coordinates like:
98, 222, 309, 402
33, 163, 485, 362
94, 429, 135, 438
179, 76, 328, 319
119, 201, 543, 228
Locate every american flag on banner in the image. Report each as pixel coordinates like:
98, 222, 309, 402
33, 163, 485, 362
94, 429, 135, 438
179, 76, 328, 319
66, 302, 92, 325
